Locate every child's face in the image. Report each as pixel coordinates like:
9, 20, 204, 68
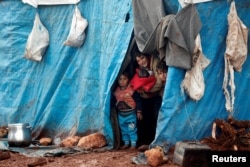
136, 55, 148, 68
157, 70, 167, 82
118, 75, 129, 88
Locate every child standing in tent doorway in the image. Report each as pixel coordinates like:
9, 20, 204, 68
113, 72, 143, 150
156, 61, 168, 97
130, 52, 163, 151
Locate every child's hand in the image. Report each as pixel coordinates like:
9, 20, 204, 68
137, 110, 143, 120
136, 88, 144, 94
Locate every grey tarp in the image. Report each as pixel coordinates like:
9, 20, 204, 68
133, 1, 202, 70
132, 0, 166, 54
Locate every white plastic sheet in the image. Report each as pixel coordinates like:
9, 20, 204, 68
22, 0, 80, 8
178, 0, 213, 7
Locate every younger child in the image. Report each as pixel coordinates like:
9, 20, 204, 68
156, 61, 168, 97
113, 72, 142, 150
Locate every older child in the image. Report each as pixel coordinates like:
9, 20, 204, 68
113, 72, 142, 150
130, 53, 164, 151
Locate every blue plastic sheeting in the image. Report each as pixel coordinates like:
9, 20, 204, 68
153, 0, 250, 147
0, 0, 133, 145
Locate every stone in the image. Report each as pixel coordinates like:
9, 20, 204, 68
27, 157, 47, 167
0, 151, 11, 161
60, 136, 81, 147
145, 147, 164, 167
0, 127, 8, 138
77, 132, 106, 149
39, 137, 52, 146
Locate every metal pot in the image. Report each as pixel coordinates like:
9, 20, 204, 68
7, 123, 32, 147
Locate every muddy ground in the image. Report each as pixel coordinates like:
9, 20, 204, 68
0, 148, 180, 167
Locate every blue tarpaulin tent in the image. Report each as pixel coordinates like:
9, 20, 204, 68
0, 0, 134, 146
153, 0, 250, 147
0, 0, 250, 151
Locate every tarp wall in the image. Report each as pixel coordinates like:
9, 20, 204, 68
0, 0, 133, 145
153, 0, 250, 146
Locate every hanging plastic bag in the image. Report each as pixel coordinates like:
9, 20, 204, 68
24, 13, 49, 62
182, 35, 210, 101
64, 6, 88, 48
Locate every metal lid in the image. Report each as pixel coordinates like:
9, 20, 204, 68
8, 123, 30, 127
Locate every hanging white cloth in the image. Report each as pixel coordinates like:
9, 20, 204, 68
223, 1, 248, 113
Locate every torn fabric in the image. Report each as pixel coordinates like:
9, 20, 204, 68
132, 2, 201, 70
132, 0, 166, 54
164, 4, 202, 70
223, 1, 248, 113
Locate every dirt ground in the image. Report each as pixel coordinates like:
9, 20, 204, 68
0, 149, 180, 167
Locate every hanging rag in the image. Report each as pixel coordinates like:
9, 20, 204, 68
223, 1, 248, 113
132, 0, 166, 54
182, 35, 210, 101
164, 4, 202, 70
